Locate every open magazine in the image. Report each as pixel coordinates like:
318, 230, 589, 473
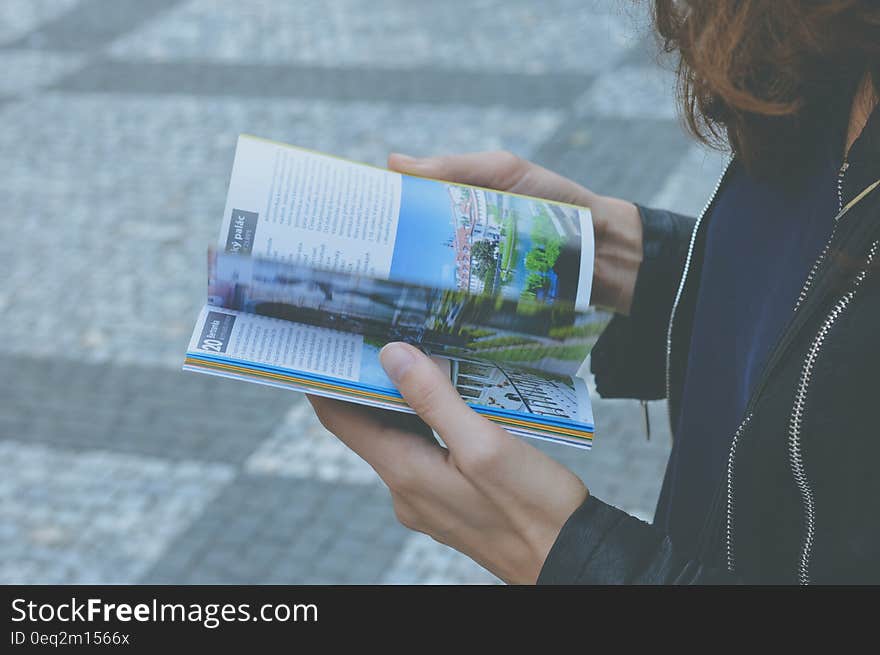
184, 135, 607, 449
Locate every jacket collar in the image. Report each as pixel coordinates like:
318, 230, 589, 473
842, 102, 880, 208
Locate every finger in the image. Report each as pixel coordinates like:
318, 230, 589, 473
388, 152, 597, 209
312, 394, 435, 438
387, 151, 528, 190
379, 342, 510, 455
306, 394, 443, 484
308, 394, 436, 443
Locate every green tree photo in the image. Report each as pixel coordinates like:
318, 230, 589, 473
471, 239, 497, 277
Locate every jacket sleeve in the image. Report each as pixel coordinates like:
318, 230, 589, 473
590, 206, 696, 400
536, 495, 739, 584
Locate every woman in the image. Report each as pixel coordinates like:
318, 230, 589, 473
309, 1, 880, 584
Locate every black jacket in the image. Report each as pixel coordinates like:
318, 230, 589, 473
538, 111, 880, 584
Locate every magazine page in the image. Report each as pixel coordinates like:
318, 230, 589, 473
208, 249, 607, 375
220, 135, 595, 312
184, 305, 594, 448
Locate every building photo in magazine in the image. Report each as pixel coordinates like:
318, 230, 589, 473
389, 173, 590, 309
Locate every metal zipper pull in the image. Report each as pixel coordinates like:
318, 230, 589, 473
837, 160, 850, 212
642, 400, 651, 440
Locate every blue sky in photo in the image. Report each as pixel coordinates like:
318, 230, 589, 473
389, 175, 457, 288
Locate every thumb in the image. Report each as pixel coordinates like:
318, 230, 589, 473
387, 151, 528, 190
380, 342, 507, 451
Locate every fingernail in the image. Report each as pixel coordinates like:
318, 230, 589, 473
391, 152, 419, 165
380, 342, 417, 383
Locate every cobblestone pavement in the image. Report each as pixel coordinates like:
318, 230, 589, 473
0, 0, 726, 584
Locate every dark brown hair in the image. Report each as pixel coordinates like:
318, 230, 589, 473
652, 0, 880, 178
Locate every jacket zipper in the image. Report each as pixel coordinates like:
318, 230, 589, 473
724, 412, 752, 572
794, 160, 850, 311
837, 161, 850, 210
787, 238, 878, 584
723, 155, 880, 580
725, 159, 850, 577
667, 154, 880, 579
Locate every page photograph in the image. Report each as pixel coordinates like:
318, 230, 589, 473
444, 356, 592, 428
389, 174, 594, 311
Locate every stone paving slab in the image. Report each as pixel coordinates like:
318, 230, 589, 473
107, 0, 636, 73
0, 50, 85, 95
0, 353, 293, 464
245, 403, 380, 485
649, 144, 728, 217
55, 59, 597, 109
0, 440, 232, 584
576, 64, 677, 121
533, 116, 693, 205
382, 533, 501, 585
0, 0, 80, 46
140, 475, 409, 584
4, 0, 184, 51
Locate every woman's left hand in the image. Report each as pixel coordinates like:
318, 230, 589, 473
308, 342, 588, 584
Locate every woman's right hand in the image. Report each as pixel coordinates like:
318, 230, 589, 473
388, 151, 643, 315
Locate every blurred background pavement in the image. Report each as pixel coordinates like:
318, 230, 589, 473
0, 0, 725, 584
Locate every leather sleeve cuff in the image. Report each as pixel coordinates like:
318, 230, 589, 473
590, 206, 696, 400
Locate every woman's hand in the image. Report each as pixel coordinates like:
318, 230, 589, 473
308, 342, 588, 584
389, 151, 643, 314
